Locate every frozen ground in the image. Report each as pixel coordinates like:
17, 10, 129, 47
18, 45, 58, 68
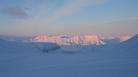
0, 35, 138, 77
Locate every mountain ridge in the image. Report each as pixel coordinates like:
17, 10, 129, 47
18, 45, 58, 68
31, 34, 133, 45
31, 35, 105, 45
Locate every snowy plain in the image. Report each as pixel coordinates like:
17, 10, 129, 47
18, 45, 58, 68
0, 35, 138, 77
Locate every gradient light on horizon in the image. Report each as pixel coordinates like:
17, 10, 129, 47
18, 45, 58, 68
0, 0, 138, 37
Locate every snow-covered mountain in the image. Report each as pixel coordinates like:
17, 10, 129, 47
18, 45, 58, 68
31, 35, 105, 45
0, 34, 138, 77
116, 34, 138, 51
119, 35, 132, 41
0, 38, 63, 53
101, 35, 132, 45
121, 34, 138, 45
0, 35, 30, 42
31, 34, 133, 45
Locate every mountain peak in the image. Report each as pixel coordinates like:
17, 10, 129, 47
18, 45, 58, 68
119, 35, 132, 42
119, 34, 138, 46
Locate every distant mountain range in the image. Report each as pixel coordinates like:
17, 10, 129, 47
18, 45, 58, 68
31, 35, 132, 45
0, 34, 137, 53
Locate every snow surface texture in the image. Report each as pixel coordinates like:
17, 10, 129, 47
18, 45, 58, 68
0, 35, 138, 77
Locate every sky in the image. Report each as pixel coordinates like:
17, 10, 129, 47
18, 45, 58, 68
0, 0, 138, 37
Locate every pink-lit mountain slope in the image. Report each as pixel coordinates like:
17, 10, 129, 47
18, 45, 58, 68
31, 35, 105, 45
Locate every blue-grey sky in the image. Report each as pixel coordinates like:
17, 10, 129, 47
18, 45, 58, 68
0, 0, 138, 37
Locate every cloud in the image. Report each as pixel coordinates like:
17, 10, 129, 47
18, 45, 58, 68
46, 0, 105, 24
0, 6, 29, 19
